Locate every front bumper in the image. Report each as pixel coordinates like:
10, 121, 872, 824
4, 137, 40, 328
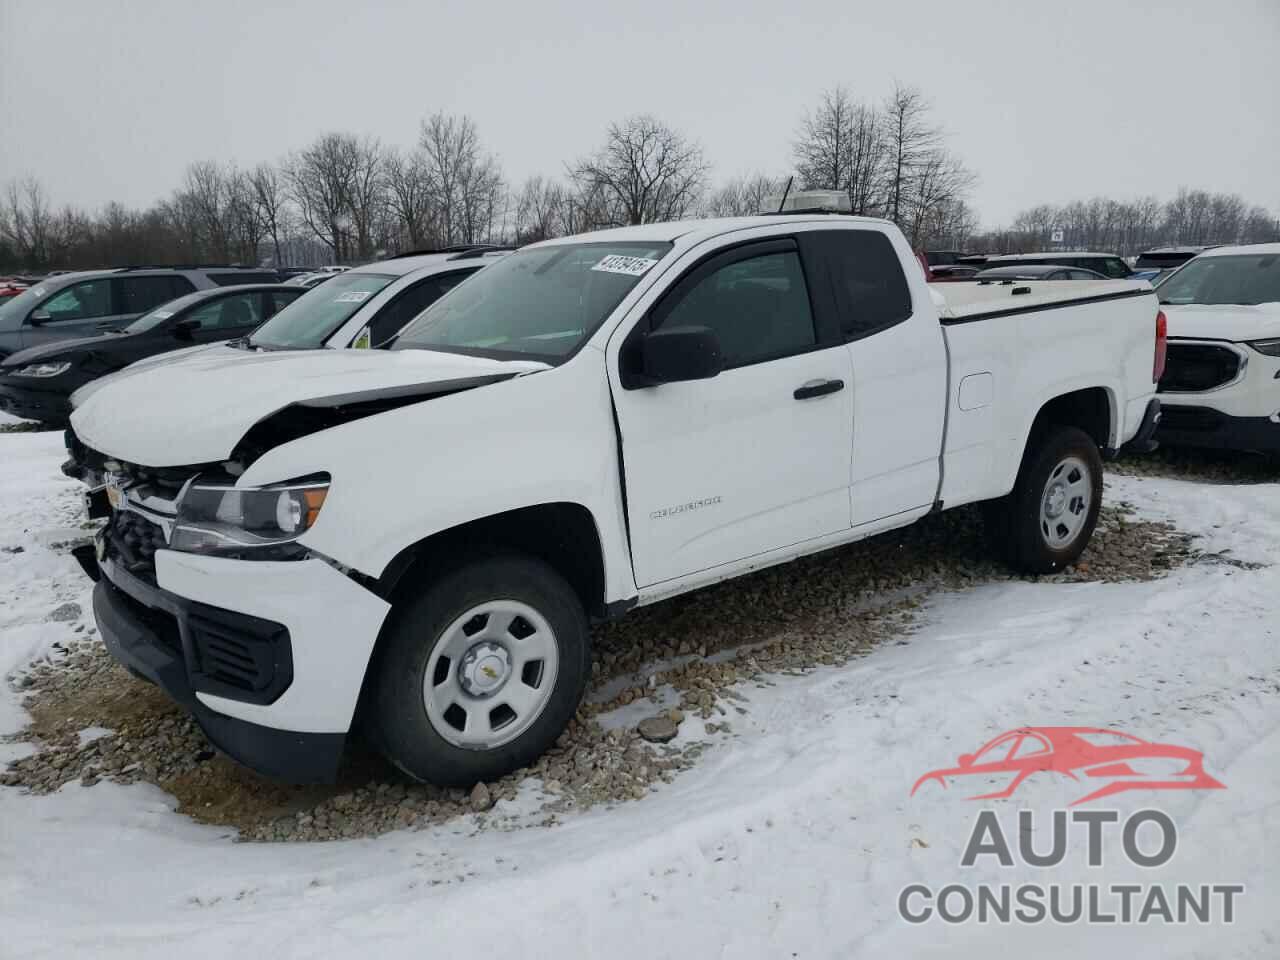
1156, 405, 1280, 454
88, 539, 391, 783
0, 380, 73, 424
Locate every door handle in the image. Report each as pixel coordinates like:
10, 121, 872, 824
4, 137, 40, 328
793, 378, 845, 400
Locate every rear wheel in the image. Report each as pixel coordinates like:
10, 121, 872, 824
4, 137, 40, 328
987, 426, 1103, 574
367, 553, 590, 786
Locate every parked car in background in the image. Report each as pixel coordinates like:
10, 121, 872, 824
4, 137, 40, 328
67, 246, 513, 419
981, 252, 1133, 279
1154, 243, 1280, 454
0, 284, 303, 426
928, 264, 982, 281
975, 264, 1108, 282
1132, 246, 1214, 283
0, 266, 282, 360
924, 250, 965, 266
0, 278, 29, 300
67, 212, 1161, 785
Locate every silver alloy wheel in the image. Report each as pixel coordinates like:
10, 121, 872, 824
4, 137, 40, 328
423, 600, 559, 750
1039, 455, 1092, 549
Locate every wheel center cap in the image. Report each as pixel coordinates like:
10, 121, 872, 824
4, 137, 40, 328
1045, 485, 1067, 518
459, 642, 511, 695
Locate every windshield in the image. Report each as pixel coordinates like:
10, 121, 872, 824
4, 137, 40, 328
124, 290, 208, 333
1157, 254, 1280, 306
392, 241, 672, 361
250, 272, 395, 348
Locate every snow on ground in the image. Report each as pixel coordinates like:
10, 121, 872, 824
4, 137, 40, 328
0, 430, 1276, 959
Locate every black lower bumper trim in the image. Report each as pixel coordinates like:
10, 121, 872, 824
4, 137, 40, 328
1113, 397, 1162, 457
92, 565, 343, 784
0, 383, 72, 425
1156, 405, 1280, 454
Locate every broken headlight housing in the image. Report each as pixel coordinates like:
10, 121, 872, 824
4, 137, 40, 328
170, 474, 329, 557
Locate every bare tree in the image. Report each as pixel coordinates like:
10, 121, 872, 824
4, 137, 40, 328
701, 174, 786, 217
881, 83, 941, 227
571, 115, 708, 226
419, 113, 505, 245
2, 177, 57, 266
249, 163, 291, 266
514, 176, 565, 243
287, 134, 361, 261
345, 137, 387, 259
793, 88, 856, 193
384, 148, 437, 249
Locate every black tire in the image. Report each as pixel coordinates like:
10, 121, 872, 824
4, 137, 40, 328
986, 425, 1103, 575
367, 553, 590, 787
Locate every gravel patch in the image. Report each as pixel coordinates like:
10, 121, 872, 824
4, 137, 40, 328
1, 499, 1208, 842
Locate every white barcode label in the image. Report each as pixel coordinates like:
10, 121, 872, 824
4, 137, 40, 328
591, 255, 658, 277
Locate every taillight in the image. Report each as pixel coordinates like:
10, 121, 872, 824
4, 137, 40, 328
1154, 310, 1167, 383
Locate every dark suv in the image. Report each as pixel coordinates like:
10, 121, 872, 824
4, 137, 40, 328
0, 266, 280, 360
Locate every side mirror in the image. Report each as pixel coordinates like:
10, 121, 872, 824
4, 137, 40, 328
29, 309, 51, 326
172, 318, 201, 340
637, 325, 723, 385
958, 753, 975, 768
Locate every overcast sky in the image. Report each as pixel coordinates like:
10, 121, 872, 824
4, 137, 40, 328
1, 0, 1277, 227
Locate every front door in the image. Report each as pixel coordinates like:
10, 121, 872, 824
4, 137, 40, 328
611, 239, 854, 588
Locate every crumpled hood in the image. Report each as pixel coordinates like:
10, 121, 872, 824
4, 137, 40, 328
71, 348, 548, 467
1162, 302, 1280, 343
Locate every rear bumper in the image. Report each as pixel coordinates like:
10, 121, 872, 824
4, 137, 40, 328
0, 381, 73, 424
1156, 405, 1280, 454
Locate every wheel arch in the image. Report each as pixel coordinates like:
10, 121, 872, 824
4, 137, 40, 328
1026, 385, 1114, 453
371, 501, 611, 622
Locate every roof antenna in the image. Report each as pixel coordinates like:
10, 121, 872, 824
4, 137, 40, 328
776, 176, 794, 213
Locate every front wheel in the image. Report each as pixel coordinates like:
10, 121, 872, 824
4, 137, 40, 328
988, 426, 1103, 574
367, 554, 591, 786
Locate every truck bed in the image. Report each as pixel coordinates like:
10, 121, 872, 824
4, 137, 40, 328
931, 279, 1152, 322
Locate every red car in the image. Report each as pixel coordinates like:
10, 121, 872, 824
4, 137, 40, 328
911, 726, 1225, 806
0, 279, 28, 300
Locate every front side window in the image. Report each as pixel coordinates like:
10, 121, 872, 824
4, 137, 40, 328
125, 290, 207, 333
1157, 254, 1280, 307
36, 279, 113, 322
654, 250, 815, 368
394, 242, 671, 362
250, 272, 396, 348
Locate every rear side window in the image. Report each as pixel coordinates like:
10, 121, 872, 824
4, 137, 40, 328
187, 292, 262, 330
654, 249, 816, 369
118, 276, 194, 313
805, 230, 912, 340
370, 269, 477, 347
266, 289, 302, 318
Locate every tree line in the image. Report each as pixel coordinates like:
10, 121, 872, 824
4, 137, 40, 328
974, 190, 1279, 257
2, 86, 1276, 272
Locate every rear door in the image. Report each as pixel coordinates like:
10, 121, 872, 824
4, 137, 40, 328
802, 228, 947, 527
114, 275, 196, 329
180, 291, 267, 343
610, 237, 854, 587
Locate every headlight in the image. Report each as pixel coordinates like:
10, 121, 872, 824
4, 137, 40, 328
1246, 338, 1280, 357
14, 361, 72, 378
170, 474, 329, 556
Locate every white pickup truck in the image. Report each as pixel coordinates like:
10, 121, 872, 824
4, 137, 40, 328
68, 213, 1164, 785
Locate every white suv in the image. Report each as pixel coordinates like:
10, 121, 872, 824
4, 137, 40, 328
1155, 243, 1280, 454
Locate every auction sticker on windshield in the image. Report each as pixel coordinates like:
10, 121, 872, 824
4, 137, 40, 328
334, 291, 372, 303
592, 255, 658, 277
